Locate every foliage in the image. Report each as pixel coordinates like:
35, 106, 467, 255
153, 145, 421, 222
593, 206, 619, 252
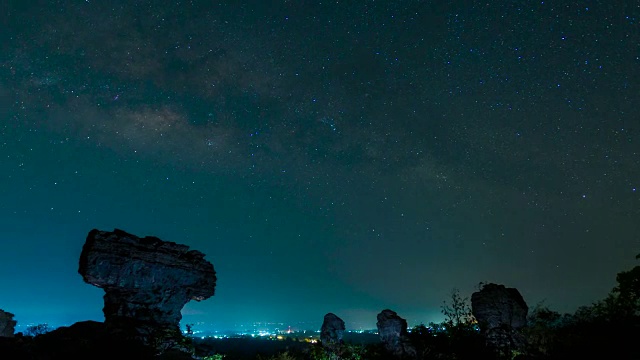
608, 255, 640, 318
521, 254, 640, 359
522, 303, 565, 356
400, 290, 498, 360
408, 322, 495, 360
308, 343, 366, 360
441, 288, 476, 328
202, 354, 226, 360
24, 323, 51, 337
148, 327, 195, 355
257, 351, 299, 360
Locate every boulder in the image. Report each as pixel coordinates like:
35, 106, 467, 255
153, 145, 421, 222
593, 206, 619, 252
0, 309, 16, 337
376, 309, 416, 359
471, 283, 528, 349
78, 228, 216, 348
320, 313, 345, 350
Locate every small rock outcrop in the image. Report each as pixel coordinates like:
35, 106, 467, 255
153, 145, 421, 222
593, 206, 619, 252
0, 309, 16, 337
376, 309, 417, 359
320, 312, 345, 350
78, 228, 216, 347
471, 283, 528, 350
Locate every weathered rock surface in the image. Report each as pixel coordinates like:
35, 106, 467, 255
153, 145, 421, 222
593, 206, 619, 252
78, 228, 216, 342
320, 312, 345, 350
0, 309, 16, 337
471, 283, 528, 349
376, 309, 417, 359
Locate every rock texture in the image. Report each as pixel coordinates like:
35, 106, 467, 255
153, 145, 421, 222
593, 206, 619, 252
0, 309, 16, 337
376, 309, 416, 359
471, 283, 528, 349
78, 228, 216, 342
320, 313, 345, 350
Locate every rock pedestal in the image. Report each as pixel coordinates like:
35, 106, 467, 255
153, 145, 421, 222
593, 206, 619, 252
78, 228, 216, 346
320, 312, 345, 350
471, 283, 528, 349
376, 309, 416, 359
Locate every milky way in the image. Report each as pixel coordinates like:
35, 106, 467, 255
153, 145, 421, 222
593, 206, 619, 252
1, 1, 638, 330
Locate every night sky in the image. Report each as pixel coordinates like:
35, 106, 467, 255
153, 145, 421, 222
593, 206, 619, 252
1, 1, 638, 331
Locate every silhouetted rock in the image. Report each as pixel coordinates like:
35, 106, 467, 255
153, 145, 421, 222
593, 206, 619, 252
471, 283, 528, 350
0, 309, 16, 337
33, 321, 156, 359
78, 228, 216, 351
320, 312, 345, 350
376, 309, 417, 359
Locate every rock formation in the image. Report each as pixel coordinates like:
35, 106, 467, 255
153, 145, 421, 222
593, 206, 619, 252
0, 309, 16, 337
471, 283, 528, 349
320, 312, 345, 350
376, 309, 416, 359
78, 228, 216, 346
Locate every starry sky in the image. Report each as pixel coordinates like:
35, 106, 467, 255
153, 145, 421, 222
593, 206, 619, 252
0, 1, 638, 331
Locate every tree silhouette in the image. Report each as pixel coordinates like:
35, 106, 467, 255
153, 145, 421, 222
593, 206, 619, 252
441, 288, 475, 328
25, 323, 50, 337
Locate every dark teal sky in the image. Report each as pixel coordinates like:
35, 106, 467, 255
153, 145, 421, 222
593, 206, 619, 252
0, 1, 638, 330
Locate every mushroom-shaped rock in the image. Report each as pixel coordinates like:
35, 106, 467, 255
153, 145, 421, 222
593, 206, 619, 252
320, 313, 345, 350
78, 229, 216, 338
376, 309, 416, 359
471, 283, 528, 349
0, 309, 16, 337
